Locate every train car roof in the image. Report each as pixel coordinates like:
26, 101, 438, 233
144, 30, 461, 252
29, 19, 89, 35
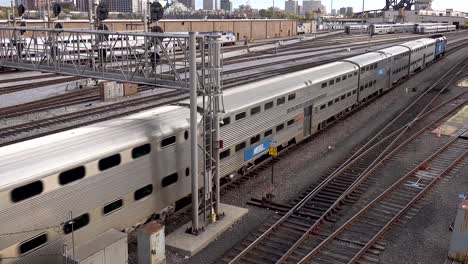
378, 45, 410, 55
220, 61, 358, 113
0, 105, 191, 190
398, 39, 429, 49
342, 52, 391, 67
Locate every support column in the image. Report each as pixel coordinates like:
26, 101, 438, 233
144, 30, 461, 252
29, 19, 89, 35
213, 37, 222, 217
189, 32, 199, 234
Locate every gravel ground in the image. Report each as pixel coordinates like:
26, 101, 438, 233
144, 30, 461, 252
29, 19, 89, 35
380, 160, 468, 264
164, 39, 468, 264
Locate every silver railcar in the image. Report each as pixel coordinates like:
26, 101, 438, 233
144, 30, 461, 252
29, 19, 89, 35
0, 37, 447, 263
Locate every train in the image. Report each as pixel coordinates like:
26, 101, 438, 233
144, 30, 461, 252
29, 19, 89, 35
369, 23, 456, 35
344, 24, 369, 34
0, 35, 448, 263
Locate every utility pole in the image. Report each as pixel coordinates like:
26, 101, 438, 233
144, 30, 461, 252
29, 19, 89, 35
272, 0, 274, 18
360, 0, 365, 35
189, 32, 200, 235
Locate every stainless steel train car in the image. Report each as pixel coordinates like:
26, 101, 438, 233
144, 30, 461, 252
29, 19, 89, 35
369, 23, 415, 35
419, 24, 456, 34
344, 24, 369, 34
0, 36, 448, 263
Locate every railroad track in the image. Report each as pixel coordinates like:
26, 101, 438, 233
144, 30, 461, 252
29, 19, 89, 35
223, 36, 468, 88
0, 76, 81, 95
296, 135, 467, 264
222, 53, 468, 264
0, 90, 188, 147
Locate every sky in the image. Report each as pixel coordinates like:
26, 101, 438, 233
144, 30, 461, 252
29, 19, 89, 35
0, 0, 466, 12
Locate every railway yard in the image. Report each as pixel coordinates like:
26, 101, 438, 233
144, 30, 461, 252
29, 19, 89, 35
1, 28, 468, 264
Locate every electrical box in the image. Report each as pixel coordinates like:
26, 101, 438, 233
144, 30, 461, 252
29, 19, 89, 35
64, 229, 128, 264
138, 221, 166, 264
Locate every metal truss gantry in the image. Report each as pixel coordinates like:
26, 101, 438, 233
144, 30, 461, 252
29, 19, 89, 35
0, 26, 224, 234
0, 26, 203, 90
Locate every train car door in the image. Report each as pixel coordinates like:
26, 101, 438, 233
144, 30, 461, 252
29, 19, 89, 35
303, 105, 313, 137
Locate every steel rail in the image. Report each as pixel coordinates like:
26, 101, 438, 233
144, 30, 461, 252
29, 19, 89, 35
276, 58, 468, 264
298, 135, 467, 263
277, 95, 468, 264
228, 52, 468, 264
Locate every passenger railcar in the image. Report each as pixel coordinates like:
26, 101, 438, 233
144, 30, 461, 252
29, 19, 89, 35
420, 24, 456, 34
0, 36, 449, 263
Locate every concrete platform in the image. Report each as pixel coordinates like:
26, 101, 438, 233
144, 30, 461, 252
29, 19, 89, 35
166, 203, 248, 257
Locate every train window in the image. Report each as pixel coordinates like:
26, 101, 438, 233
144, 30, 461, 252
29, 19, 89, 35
59, 166, 86, 185
365, 83, 369, 88
19, 233, 48, 255
11, 181, 43, 203
360, 86, 364, 91
374, 63, 378, 69
277, 97, 286, 106
264, 129, 273, 137
360, 68, 365, 74
134, 184, 153, 200
348, 74, 353, 78
373, 80, 377, 85
132, 144, 151, 159
220, 149, 231, 160
63, 213, 90, 234
341, 95, 346, 100
335, 98, 339, 103
336, 78, 341, 83
329, 80, 334, 85
287, 119, 295, 126
365, 66, 370, 72
342, 75, 347, 81
320, 105, 326, 110
161, 136, 176, 148
99, 154, 121, 171
221, 117, 230, 127
353, 90, 357, 94
184, 131, 189, 140
321, 82, 327, 88
347, 92, 352, 97
369, 82, 373, 87
250, 135, 261, 145
235, 112, 246, 120
276, 124, 284, 132
235, 142, 246, 152
328, 101, 333, 107
251, 106, 261, 115
162, 173, 178, 187
265, 101, 274, 110
288, 94, 296, 101
186, 168, 190, 177
354, 71, 358, 76
103, 199, 123, 215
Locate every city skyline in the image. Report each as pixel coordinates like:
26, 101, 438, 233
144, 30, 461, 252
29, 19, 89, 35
0, 0, 467, 12
192, 0, 468, 12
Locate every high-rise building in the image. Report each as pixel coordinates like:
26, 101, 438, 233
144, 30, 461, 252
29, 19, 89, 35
220, 0, 232, 12
303, 0, 323, 14
285, 0, 298, 15
345, 6, 353, 17
203, 0, 213, 10
331, 9, 336, 15
339, 7, 346, 15
179, 0, 195, 10
101, 0, 144, 13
